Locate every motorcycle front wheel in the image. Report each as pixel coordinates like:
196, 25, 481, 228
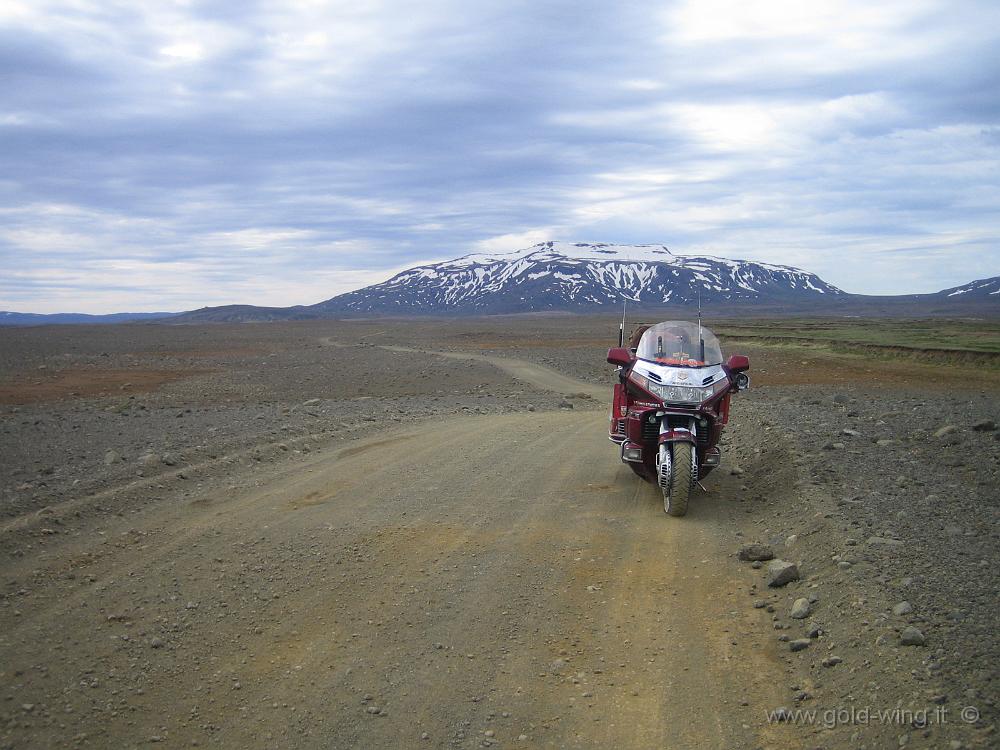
663, 442, 695, 517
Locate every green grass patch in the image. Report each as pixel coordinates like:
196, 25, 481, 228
709, 317, 1000, 355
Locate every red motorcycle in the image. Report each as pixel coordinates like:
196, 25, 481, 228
607, 320, 750, 516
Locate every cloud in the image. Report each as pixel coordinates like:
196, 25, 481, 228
1, 0, 998, 312
473, 229, 568, 255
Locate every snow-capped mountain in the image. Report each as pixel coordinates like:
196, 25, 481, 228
938, 276, 1000, 299
313, 241, 845, 314
17, 244, 990, 326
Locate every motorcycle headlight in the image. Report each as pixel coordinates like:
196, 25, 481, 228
704, 377, 731, 401
628, 371, 652, 393
660, 384, 700, 403
630, 371, 730, 404
629, 371, 681, 401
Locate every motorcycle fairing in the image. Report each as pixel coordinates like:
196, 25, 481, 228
631, 360, 727, 391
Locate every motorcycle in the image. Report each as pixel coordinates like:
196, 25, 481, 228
607, 320, 750, 516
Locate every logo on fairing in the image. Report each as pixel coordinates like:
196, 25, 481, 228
676, 372, 689, 381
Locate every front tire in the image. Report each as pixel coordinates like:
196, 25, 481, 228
664, 442, 695, 517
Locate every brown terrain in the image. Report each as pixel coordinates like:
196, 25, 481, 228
1, 317, 997, 750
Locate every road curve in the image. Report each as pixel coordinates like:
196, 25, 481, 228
379, 344, 610, 402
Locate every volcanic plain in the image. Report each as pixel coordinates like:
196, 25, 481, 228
1, 316, 997, 750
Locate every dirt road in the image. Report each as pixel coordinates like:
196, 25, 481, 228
1, 352, 796, 749
379, 345, 609, 402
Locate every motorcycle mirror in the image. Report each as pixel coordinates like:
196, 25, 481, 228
607, 347, 633, 367
725, 354, 750, 373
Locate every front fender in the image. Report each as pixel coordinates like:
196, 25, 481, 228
658, 428, 697, 445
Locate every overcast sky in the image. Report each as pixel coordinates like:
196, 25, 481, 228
2, 0, 999, 313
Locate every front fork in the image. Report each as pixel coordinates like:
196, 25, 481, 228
656, 417, 697, 489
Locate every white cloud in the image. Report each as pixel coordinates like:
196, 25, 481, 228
663, 0, 938, 70
473, 229, 566, 254
1, 0, 998, 310
158, 42, 205, 62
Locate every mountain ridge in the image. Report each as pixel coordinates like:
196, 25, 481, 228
2, 243, 997, 325
312, 241, 845, 315
0, 311, 180, 327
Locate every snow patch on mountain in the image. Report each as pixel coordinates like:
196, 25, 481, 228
942, 276, 1000, 297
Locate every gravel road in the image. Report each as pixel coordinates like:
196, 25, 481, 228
2, 349, 795, 749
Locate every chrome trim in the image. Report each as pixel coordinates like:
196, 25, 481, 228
660, 417, 697, 437
657, 444, 671, 489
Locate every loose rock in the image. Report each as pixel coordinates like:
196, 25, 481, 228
767, 560, 800, 587
738, 543, 774, 562
790, 598, 811, 619
900, 626, 925, 646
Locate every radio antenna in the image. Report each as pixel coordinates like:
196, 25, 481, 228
697, 290, 705, 362
619, 299, 627, 347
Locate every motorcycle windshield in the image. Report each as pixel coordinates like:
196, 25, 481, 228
636, 321, 723, 367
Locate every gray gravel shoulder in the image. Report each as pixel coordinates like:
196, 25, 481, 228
726, 385, 999, 749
